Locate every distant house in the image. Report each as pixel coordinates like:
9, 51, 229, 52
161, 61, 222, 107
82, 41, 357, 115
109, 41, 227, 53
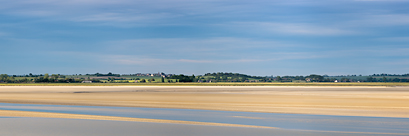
334, 80, 338, 82
247, 80, 258, 82
82, 81, 92, 83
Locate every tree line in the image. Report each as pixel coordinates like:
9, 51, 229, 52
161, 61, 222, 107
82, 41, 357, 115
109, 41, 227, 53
0, 73, 101, 83
1, 72, 409, 83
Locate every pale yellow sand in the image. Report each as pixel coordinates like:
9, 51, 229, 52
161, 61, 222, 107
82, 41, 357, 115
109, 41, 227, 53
0, 86, 408, 118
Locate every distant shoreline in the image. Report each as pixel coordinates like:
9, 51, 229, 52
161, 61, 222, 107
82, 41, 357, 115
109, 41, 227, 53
0, 82, 408, 86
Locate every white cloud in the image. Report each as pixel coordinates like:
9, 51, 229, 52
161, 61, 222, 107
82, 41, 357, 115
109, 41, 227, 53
69, 12, 182, 24
347, 14, 409, 27
103, 37, 297, 54
228, 22, 357, 36
102, 55, 216, 65
0, 32, 7, 36
355, 0, 409, 2
84, 37, 333, 65
370, 14, 409, 26
0, 0, 171, 25
376, 37, 409, 42
0, 0, 245, 26
178, 59, 213, 63
98, 50, 327, 65
51, 47, 325, 66
107, 58, 274, 65
3, 0, 407, 29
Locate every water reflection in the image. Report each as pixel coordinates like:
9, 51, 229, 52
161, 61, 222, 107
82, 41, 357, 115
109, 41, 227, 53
1, 103, 408, 135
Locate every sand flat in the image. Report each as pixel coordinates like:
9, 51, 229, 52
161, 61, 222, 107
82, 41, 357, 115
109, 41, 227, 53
0, 109, 276, 129
4, 118, 407, 136
0, 86, 408, 118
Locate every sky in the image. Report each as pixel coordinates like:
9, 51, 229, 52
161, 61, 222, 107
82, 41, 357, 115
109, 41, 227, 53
0, 0, 408, 76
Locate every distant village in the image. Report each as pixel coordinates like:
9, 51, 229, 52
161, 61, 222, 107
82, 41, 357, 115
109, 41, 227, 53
122, 72, 175, 78
0, 72, 409, 83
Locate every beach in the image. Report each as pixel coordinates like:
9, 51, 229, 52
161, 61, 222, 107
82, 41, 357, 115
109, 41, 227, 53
0, 86, 408, 118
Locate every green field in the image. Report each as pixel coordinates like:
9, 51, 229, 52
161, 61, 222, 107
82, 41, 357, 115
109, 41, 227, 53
326, 76, 409, 80
11, 75, 177, 83
1, 82, 408, 86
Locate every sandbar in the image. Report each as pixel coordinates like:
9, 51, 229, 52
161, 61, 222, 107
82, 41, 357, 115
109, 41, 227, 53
0, 86, 408, 118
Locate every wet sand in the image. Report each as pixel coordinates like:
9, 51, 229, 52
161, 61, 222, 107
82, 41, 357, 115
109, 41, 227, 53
0, 86, 408, 118
3, 117, 400, 136
0, 109, 275, 129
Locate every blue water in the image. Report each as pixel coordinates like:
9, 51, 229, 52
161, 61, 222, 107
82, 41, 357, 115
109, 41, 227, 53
1, 103, 408, 134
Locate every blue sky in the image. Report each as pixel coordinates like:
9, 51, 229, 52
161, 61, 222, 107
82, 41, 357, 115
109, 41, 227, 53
0, 0, 408, 76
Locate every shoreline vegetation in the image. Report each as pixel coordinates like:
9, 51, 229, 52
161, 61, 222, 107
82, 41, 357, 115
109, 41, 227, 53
1, 72, 409, 84
1, 82, 409, 86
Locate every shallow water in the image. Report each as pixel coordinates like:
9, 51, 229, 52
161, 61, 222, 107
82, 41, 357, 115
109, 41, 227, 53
1, 103, 408, 136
